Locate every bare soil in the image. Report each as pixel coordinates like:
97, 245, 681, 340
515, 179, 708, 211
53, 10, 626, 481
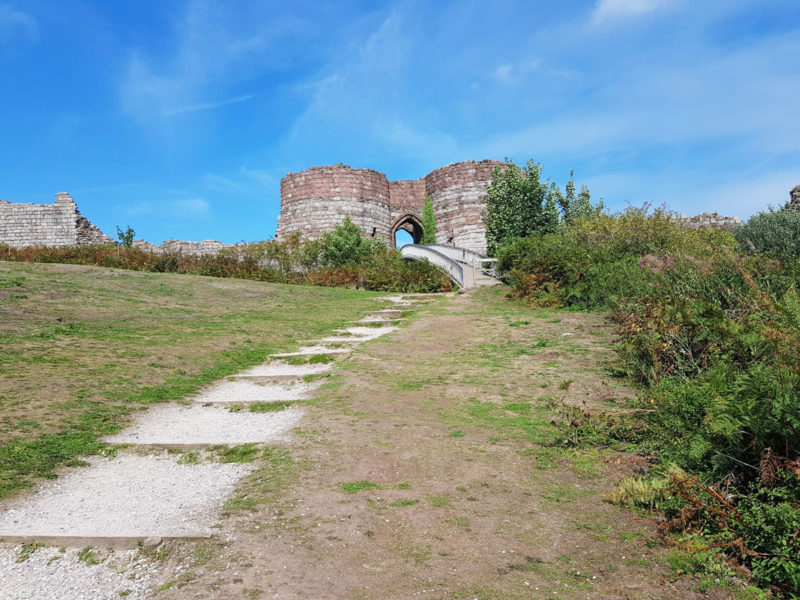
158, 288, 711, 600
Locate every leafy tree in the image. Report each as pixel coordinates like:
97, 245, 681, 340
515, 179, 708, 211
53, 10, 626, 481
421, 194, 437, 244
116, 225, 135, 248
558, 170, 601, 224
320, 216, 380, 267
485, 159, 559, 255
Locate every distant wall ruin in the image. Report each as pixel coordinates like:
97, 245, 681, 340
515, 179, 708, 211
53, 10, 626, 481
0, 193, 112, 247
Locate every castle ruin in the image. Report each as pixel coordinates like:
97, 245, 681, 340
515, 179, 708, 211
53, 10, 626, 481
276, 160, 502, 255
0, 193, 112, 247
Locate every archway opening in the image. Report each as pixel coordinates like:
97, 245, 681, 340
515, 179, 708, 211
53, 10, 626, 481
391, 214, 424, 248
395, 229, 414, 248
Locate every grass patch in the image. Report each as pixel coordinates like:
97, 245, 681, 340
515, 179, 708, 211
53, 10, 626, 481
248, 402, 295, 413
341, 480, 382, 494
0, 262, 382, 499
426, 494, 450, 507
214, 444, 261, 463
390, 499, 419, 507
224, 448, 297, 513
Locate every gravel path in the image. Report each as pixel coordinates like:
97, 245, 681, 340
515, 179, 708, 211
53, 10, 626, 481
105, 404, 304, 445
0, 544, 156, 600
0, 455, 252, 538
237, 361, 332, 377
0, 296, 422, 598
271, 345, 352, 357
193, 379, 319, 403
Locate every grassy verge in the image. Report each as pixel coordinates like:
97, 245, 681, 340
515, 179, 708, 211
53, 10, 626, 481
0, 261, 382, 499
497, 212, 800, 597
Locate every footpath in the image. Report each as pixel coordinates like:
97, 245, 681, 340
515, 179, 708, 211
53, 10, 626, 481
0, 295, 420, 599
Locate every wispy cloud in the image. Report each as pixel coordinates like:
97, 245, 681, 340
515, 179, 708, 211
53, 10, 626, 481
591, 0, 675, 24
160, 93, 257, 117
0, 3, 37, 42
119, 0, 314, 122
122, 196, 210, 220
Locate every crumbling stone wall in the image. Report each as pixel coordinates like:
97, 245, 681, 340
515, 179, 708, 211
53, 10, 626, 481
790, 185, 800, 207
132, 239, 234, 255
276, 160, 502, 254
674, 212, 743, 230
0, 193, 112, 247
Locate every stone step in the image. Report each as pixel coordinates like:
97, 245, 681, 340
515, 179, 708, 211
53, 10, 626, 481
193, 378, 320, 404
105, 404, 303, 446
0, 454, 252, 547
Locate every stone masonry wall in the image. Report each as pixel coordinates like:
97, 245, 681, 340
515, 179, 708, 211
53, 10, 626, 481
277, 160, 501, 254
0, 193, 113, 247
278, 166, 392, 240
424, 160, 502, 255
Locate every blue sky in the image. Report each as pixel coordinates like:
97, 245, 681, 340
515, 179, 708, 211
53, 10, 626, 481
1, 0, 798, 244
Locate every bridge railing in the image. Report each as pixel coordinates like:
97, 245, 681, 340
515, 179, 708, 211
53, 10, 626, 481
423, 244, 497, 275
399, 244, 471, 288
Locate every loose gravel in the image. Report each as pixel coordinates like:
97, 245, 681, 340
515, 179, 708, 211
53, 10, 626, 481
193, 379, 319, 403
0, 455, 252, 538
237, 361, 332, 377
105, 404, 304, 445
337, 326, 398, 338
0, 544, 156, 600
270, 345, 352, 357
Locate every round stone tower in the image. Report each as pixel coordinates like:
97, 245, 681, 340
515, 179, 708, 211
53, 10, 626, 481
276, 160, 503, 255
424, 160, 502, 255
277, 165, 392, 240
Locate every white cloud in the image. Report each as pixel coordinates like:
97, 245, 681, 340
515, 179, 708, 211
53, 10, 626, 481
591, 0, 675, 24
119, 0, 310, 121
0, 4, 37, 42
122, 196, 210, 220
174, 197, 210, 217
490, 59, 543, 84
160, 93, 257, 117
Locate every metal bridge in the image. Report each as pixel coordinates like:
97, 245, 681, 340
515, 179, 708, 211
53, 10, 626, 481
399, 244, 501, 289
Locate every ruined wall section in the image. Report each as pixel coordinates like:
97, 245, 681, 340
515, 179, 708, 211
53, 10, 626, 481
0, 193, 112, 247
424, 160, 502, 255
388, 180, 426, 225
277, 166, 392, 241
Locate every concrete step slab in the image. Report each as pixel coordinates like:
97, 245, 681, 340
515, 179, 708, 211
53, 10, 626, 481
105, 404, 304, 446
0, 455, 252, 545
270, 345, 351, 358
194, 379, 319, 404
237, 361, 332, 378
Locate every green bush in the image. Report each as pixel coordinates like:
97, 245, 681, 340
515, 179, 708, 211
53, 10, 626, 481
320, 216, 381, 267
0, 224, 453, 293
736, 206, 800, 258
499, 209, 800, 593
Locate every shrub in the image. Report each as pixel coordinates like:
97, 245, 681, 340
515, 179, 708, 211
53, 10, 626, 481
499, 208, 800, 593
736, 206, 800, 258
320, 217, 381, 267
0, 230, 452, 293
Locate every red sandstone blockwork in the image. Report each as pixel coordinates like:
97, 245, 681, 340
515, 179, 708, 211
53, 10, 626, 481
277, 160, 503, 254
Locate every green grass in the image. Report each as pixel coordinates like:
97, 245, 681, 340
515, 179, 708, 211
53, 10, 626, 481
389, 499, 419, 507
341, 480, 382, 494
0, 261, 382, 499
224, 448, 298, 513
426, 494, 450, 507
248, 401, 296, 413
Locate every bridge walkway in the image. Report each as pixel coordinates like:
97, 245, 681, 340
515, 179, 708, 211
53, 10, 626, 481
399, 244, 502, 289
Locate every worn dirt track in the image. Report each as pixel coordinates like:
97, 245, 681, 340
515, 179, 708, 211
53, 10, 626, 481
160, 289, 708, 600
